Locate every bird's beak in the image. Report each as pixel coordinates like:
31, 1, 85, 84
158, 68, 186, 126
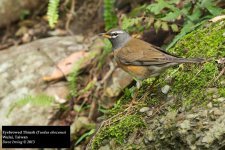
98, 33, 111, 38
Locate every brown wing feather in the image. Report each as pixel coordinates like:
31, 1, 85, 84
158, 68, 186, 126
115, 38, 176, 66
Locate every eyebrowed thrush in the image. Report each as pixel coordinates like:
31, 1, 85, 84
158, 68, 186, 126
100, 29, 203, 87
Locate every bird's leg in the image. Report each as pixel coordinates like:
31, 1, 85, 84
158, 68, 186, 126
135, 79, 142, 89
130, 78, 142, 104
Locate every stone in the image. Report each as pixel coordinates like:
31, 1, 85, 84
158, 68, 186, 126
178, 120, 191, 134
161, 85, 170, 94
44, 82, 69, 101
70, 117, 90, 134
217, 97, 225, 102
145, 130, 155, 142
0, 36, 87, 127
105, 68, 133, 97
207, 102, 213, 108
212, 108, 223, 116
139, 107, 150, 113
147, 110, 153, 116
206, 88, 218, 94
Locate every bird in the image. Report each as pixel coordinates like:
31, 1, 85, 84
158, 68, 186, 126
99, 28, 203, 88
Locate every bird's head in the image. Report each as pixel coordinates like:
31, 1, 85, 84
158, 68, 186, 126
99, 29, 131, 50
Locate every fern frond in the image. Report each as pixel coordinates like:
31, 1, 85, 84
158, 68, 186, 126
7, 94, 54, 117
68, 51, 98, 97
104, 0, 118, 30
68, 62, 81, 97
47, 0, 60, 28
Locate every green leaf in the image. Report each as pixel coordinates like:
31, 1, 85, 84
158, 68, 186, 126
168, 0, 180, 4
122, 17, 141, 30
161, 22, 169, 31
161, 11, 180, 22
167, 21, 204, 50
200, 0, 223, 16
188, 6, 202, 22
200, 0, 214, 8
171, 24, 179, 32
129, 4, 147, 17
167, 22, 194, 50
181, 2, 192, 16
146, 0, 168, 15
75, 129, 95, 145
205, 6, 223, 16
154, 20, 162, 32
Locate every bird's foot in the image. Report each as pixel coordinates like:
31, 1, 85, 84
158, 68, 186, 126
136, 80, 142, 89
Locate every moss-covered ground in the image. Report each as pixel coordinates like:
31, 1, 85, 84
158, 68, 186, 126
160, 20, 225, 107
91, 20, 225, 149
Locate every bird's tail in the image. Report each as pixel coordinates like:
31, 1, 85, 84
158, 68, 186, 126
174, 58, 205, 63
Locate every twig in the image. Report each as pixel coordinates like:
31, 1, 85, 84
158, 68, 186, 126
65, 0, 75, 35
100, 62, 115, 84
214, 66, 225, 82
184, 64, 205, 85
88, 96, 97, 120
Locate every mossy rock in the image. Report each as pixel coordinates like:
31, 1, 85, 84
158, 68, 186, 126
90, 19, 225, 150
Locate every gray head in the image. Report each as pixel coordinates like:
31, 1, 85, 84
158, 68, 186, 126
100, 29, 131, 51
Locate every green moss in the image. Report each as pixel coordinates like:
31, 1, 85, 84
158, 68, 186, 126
218, 88, 225, 97
91, 20, 225, 149
156, 20, 225, 108
108, 88, 132, 116
168, 21, 225, 58
92, 115, 145, 149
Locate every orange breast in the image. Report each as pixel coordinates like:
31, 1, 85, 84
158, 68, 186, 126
118, 63, 149, 80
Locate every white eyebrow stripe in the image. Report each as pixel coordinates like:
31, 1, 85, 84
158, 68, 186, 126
111, 31, 124, 34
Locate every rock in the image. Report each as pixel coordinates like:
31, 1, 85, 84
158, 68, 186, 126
99, 145, 110, 150
217, 97, 225, 102
201, 114, 225, 147
74, 146, 82, 150
147, 110, 153, 116
187, 114, 199, 119
220, 80, 225, 86
161, 85, 170, 94
105, 68, 133, 97
45, 81, 69, 102
145, 130, 155, 142
207, 102, 213, 108
70, 117, 90, 134
0, 36, 88, 126
211, 108, 223, 116
139, 107, 150, 113
0, 0, 45, 28
206, 88, 218, 94
180, 120, 191, 129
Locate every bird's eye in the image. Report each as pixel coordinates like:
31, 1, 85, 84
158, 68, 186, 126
111, 33, 118, 36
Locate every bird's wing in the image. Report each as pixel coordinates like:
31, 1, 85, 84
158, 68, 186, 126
115, 38, 177, 66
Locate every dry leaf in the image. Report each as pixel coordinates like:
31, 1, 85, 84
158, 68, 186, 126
43, 51, 89, 81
